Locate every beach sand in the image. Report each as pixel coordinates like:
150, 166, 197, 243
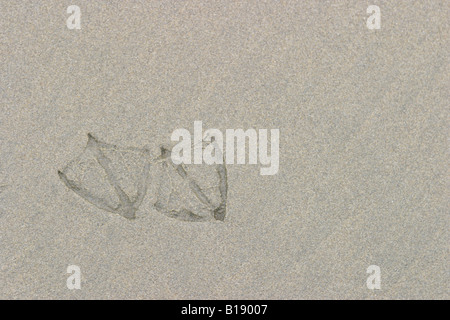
0, 0, 448, 299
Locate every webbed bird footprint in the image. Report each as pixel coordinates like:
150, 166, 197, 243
58, 134, 151, 219
154, 145, 227, 222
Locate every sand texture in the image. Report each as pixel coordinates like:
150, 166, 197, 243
0, 1, 448, 299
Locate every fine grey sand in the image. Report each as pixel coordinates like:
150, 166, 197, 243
0, 1, 448, 299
